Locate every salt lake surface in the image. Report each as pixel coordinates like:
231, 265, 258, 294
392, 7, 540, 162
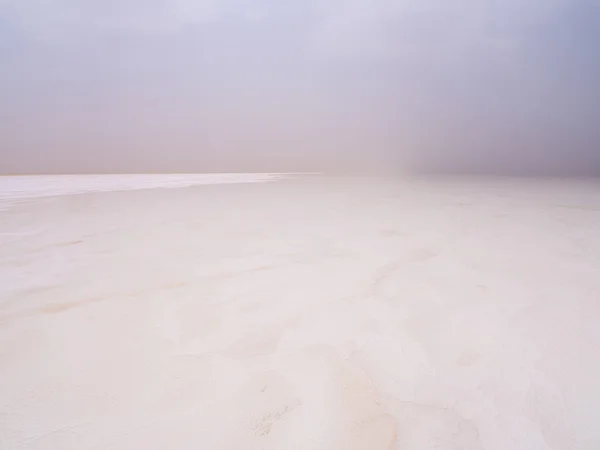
1, 174, 600, 450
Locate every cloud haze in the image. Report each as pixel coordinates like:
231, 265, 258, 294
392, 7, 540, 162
1, 0, 599, 175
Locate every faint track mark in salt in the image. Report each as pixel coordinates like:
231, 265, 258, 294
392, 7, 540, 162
39, 297, 104, 314
251, 403, 299, 436
364, 250, 438, 298
0, 280, 191, 324
16, 422, 91, 449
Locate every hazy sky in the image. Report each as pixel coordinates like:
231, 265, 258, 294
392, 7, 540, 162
1, 0, 599, 174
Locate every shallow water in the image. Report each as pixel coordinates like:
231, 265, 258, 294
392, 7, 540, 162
1, 174, 600, 450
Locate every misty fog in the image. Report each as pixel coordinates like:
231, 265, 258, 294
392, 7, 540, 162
1, 0, 599, 175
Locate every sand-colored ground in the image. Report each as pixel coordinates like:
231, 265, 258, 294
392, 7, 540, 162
2, 175, 600, 449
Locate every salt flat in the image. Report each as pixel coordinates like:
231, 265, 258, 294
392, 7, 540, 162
1, 174, 600, 450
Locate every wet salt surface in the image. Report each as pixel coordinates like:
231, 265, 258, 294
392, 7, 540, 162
1, 175, 600, 450
0, 173, 287, 211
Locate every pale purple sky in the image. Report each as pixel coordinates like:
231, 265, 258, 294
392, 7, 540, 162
1, 0, 599, 175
